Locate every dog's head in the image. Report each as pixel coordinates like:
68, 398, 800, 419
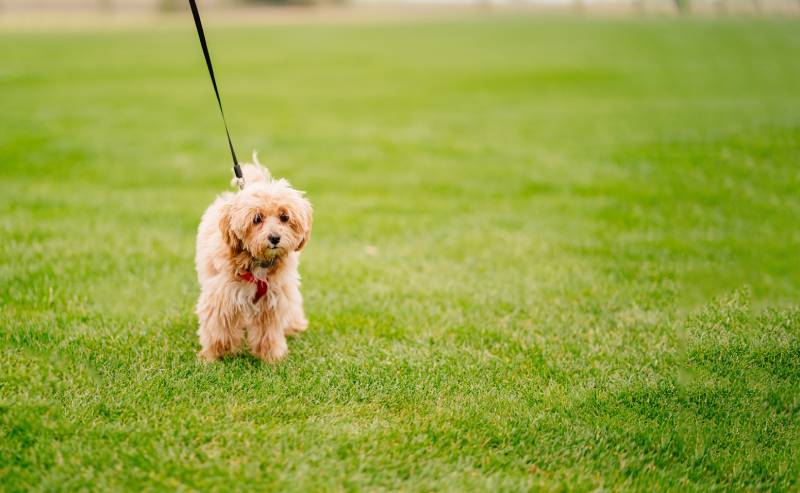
219, 166, 312, 263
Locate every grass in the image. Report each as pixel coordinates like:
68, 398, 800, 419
1, 15, 800, 491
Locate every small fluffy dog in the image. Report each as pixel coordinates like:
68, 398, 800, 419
195, 159, 312, 362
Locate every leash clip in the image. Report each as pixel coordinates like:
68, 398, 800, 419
232, 163, 245, 190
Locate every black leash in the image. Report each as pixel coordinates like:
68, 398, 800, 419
187, 0, 244, 189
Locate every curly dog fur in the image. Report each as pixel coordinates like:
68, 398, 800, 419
195, 159, 312, 362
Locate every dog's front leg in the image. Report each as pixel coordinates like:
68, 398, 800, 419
248, 311, 288, 362
196, 280, 245, 361
197, 312, 245, 361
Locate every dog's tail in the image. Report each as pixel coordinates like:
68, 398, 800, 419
231, 151, 271, 189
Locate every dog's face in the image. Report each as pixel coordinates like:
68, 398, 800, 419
219, 179, 312, 262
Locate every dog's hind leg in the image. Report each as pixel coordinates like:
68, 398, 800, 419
284, 310, 308, 336
283, 284, 308, 336
284, 319, 307, 336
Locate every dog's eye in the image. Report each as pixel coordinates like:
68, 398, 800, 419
253, 213, 263, 225
279, 212, 289, 223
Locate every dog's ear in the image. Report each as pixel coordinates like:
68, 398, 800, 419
295, 196, 313, 252
219, 202, 242, 253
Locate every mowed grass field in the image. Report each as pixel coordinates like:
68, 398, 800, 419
2, 15, 800, 491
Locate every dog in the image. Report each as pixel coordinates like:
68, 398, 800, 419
195, 157, 312, 362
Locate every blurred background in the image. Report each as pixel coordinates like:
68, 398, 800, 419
2, 0, 799, 21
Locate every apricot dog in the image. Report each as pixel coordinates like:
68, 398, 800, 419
195, 160, 312, 362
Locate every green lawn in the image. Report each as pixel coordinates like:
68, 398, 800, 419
1, 15, 800, 491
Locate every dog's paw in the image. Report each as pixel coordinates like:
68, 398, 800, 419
252, 339, 288, 363
197, 348, 219, 362
284, 318, 308, 336
198, 338, 240, 362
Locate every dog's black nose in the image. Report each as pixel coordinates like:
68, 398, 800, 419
268, 234, 281, 246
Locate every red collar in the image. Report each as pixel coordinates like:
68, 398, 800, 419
239, 271, 269, 302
